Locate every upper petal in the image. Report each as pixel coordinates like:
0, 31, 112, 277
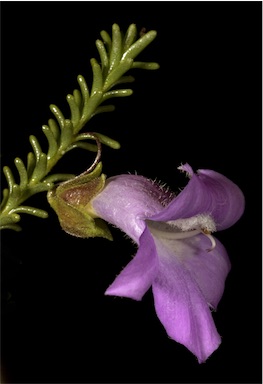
151, 234, 222, 363
91, 174, 172, 243
151, 164, 245, 230
105, 227, 158, 300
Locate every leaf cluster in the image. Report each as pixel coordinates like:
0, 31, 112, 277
0, 23, 159, 231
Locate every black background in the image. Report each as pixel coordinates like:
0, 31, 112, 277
1, 1, 262, 383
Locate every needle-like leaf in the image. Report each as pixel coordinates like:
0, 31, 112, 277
0, 23, 159, 230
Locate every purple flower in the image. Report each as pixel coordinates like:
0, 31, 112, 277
90, 163, 245, 363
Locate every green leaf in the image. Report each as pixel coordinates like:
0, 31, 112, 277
29, 135, 43, 161
48, 119, 60, 141
30, 153, 47, 184
103, 89, 133, 101
77, 75, 90, 106
95, 39, 109, 74
66, 94, 81, 129
0, 189, 9, 210
90, 58, 103, 95
12, 206, 49, 218
103, 58, 133, 92
123, 30, 158, 61
123, 23, 137, 52
93, 105, 115, 115
132, 61, 160, 70
73, 89, 82, 109
109, 23, 123, 72
50, 104, 66, 130
14, 158, 28, 189
0, 213, 21, 231
26, 152, 36, 180
93, 133, 120, 149
3, 166, 16, 193
42, 125, 59, 160
59, 119, 74, 151
100, 30, 112, 52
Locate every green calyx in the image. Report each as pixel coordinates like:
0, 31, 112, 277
47, 163, 112, 240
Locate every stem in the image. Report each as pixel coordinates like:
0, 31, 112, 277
0, 23, 159, 230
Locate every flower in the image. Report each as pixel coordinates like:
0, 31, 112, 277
90, 163, 245, 363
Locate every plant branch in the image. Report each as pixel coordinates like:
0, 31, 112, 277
0, 23, 159, 231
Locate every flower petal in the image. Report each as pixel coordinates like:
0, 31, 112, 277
170, 233, 230, 309
197, 168, 245, 229
105, 228, 158, 300
151, 163, 245, 230
151, 235, 222, 363
91, 175, 172, 243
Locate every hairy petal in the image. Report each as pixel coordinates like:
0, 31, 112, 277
105, 228, 158, 300
151, 164, 245, 230
91, 175, 171, 243
152, 236, 221, 363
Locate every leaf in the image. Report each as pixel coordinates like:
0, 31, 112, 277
122, 30, 158, 61
66, 94, 81, 129
14, 158, 28, 189
95, 39, 109, 75
123, 23, 137, 52
109, 23, 123, 72
90, 58, 103, 95
42, 125, 59, 160
103, 58, 133, 92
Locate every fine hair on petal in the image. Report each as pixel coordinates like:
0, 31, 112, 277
167, 213, 217, 233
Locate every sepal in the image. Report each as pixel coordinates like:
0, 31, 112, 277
47, 163, 112, 239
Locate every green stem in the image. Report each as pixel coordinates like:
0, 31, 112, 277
0, 23, 159, 231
